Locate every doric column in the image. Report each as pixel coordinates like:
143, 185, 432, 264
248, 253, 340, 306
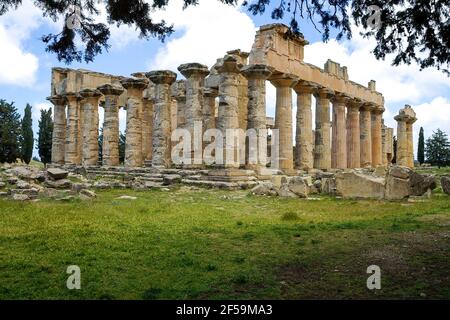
172, 80, 186, 129
178, 63, 210, 165
64, 93, 82, 165
98, 84, 124, 167
314, 87, 334, 170
406, 122, 415, 167
293, 81, 316, 170
332, 93, 349, 169
241, 64, 274, 170
203, 87, 218, 132
395, 117, 408, 166
79, 88, 101, 166
142, 83, 155, 162
216, 55, 242, 168
227, 49, 249, 131
371, 105, 384, 167
146, 70, 177, 168
270, 73, 299, 172
47, 95, 66, 165
346, 99, 361, 168
120, 77, 149, 168
359, 103, 373, 167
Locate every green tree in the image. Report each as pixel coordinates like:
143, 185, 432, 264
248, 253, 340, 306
98, 126, 103, 163
37, 108, 54, 165
0, 100, 22, 163
119, 131, 126, 164
1, 1, 448, 74
425, 129, 450, 168
417, 127, 425, 165
21, 104, 34, 164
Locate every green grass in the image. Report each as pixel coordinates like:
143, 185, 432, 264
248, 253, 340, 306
0, 187, 449, 300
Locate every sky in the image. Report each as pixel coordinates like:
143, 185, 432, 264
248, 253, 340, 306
0, 0, 449, 159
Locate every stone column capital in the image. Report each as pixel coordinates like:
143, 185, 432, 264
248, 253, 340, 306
178, 63, 210, 79
120, 77, 149, 92
347, 98, 363, 110
269, 72, 299, 88
372, 105, 385, 115
97, 84, 124, 96
360, 102, 376, 111
215, 55, 242, 74
314, 87, 334, 99
203, 87, 219, 98
146, 70, 177, 85
293, 80, 318, 94
79, 88, 102, 99
47, 95, 66, 106
332, 92, 351, 104
241, 64, 274, 80
64, 92, 82, 101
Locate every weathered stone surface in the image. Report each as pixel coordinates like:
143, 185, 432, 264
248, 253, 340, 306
441, 176, 450, 195
80, 189, 97, 198
335, 171, 384, 199
385, 175, 410, 200
47, 168, 69, 180
388, 166, 412, 179
163, 175, 182, 185
0, 182, 6, 189
409, 172, 437, 196
322, 177, 337, 195
278, 184, 297, 198
251, 182, 277, 196
287, 176, 308, 198
16, 180, 31, 189
44, 179, 73, 189
12, 194, 31, 201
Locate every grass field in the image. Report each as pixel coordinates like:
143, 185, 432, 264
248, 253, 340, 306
0, 186, 449, 300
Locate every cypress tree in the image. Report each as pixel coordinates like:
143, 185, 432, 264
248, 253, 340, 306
21, 104, 34, 164
0, 100, 22, 163
417, 127, 425, 165
392, 136, 397, 164
37, 108, 53, 165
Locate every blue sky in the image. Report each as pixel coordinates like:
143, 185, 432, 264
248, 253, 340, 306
0, 0, 449, 158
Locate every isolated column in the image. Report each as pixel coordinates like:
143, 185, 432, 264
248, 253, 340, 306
48, 95, 66, 165
64, 93, 82, 165
270, 73, 299, 172
406, 121, 416, 167
332, 93, 349, 169
293, 81, 316, 170
241, 64, 274, 170
360, 103, 373, 167
98, 84, 124, 166
146, 70, 177, 168
79, 89, 101, 166
371, 105, 384, 167
120, 77, 149, 168
346, 99, 361, 168
314, 87, 334, 170
216, 55, 242, 168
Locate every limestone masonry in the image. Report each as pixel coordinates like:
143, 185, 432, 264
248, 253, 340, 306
47, 24, 415, 174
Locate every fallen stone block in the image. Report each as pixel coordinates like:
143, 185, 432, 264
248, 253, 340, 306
47, 168, 69, 180
336, 172, 385, 199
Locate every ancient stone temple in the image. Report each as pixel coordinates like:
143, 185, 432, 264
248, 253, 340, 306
48, 24, 402, 175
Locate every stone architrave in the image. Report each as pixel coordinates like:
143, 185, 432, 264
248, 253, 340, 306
178, 63, 210, 165
98, 84, 124, 166
270, 72, 299, 172
332, 93, 350, 169
241, 64, 274, 170
215, 55, 243, 168
120, 77, 149, 168
79, 88, 102, 166
146, 70, 177, 168
360, 103, 373, 167
346, 99, 361, 168
371, 105, 384, 167
142, 82, 155, 162
64, 93, 82, 165
395, 105, 417, 167
47, 95, 66, 164
314, 87, 334, 170
203, 87, 218, 132
293, 81, 316, 170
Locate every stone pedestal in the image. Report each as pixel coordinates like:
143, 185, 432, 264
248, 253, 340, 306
120, 77, 149, 168
64, 93, 82, 165
98, 84, 124, 166
346, 99, 361, 168
270, 73, 298, 172
371, 106, 384, 167
293, 81, 316, 170
146, 70, 177, 168
178, 63, 210, 165
395, 105, 417, 167
142, 83, 155, 162
242, 64, 274, 170
216, 55, 242, 168
360, 104, 373, 167
332, 93, 349, 169
79, 88, 101, 166
314, 87, 333, 170
48, 95, 66, 164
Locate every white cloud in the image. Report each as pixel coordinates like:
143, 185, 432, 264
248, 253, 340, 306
413, 97, 450, 139
148, 0, 256, 71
